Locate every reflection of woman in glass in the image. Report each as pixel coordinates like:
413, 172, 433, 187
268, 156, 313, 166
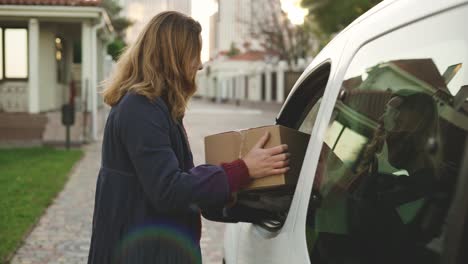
351, 90, 439, 193
348, 90, 440, 264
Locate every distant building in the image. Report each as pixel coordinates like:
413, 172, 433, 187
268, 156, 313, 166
120, 0, 191, 43
200, 0, 308, 104
210, 0, 280, 59
167, 0, 191, 14
208, 11, 219, 59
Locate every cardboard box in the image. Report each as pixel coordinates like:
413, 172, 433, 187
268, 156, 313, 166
205, 125, 310, 191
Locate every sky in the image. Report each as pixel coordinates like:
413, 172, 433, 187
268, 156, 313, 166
191, 0, 308, 62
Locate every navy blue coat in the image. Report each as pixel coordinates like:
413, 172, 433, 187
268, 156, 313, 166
87, 93, 231, 264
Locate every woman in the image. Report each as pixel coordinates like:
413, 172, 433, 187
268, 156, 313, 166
87, 11, 290, 264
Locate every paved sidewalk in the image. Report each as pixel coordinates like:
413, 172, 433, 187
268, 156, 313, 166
10, 99, 280, 264
10, 143, 100, 264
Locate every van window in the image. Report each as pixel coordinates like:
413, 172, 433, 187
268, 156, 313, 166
277, 63, 330, 130
306, 5, 468, 263
233, 64, 330, 231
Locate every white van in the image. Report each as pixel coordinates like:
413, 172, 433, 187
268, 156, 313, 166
222, 0, 468, 263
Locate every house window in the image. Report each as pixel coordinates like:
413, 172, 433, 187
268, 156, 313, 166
0, 27, 28, 80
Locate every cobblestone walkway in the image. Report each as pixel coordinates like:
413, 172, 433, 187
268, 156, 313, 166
10, 142, 100, 264
10, 100, 279, 264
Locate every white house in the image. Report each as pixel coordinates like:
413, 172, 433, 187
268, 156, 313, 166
196, 50, 304, 104
0, 0, 114, 146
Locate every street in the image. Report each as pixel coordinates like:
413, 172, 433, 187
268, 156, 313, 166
10, 99, 280, 264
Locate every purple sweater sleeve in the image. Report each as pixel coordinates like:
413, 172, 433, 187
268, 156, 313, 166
221, 159, 251, 193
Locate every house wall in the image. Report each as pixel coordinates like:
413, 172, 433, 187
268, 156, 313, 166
38, 24, 60, 112
0, 81, 28, 112
37, 23, 83, 113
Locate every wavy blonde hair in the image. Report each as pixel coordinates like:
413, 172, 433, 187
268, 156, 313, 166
103, 11, 202, 120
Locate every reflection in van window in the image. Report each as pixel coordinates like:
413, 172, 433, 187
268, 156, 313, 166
305, 6, 468, 263
332, 127, 367, 163
299, 99, 322, 134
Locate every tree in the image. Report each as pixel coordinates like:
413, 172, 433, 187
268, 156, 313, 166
248, 0, 316, 65
227, 42, 241, 57
107, 38, 126, 60
301, 0, 382, 48
100, 0, 133, 60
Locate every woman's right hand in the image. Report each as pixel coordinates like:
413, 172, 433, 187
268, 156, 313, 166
242, 132, 290, 179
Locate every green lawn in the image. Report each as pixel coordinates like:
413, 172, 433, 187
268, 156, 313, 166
0, 147, 84, 263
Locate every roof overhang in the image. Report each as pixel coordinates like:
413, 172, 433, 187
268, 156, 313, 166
0, 5, 104, 19
0, 5, 113, 35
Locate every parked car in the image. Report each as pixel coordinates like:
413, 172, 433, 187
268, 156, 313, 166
222, 0, 468, 263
